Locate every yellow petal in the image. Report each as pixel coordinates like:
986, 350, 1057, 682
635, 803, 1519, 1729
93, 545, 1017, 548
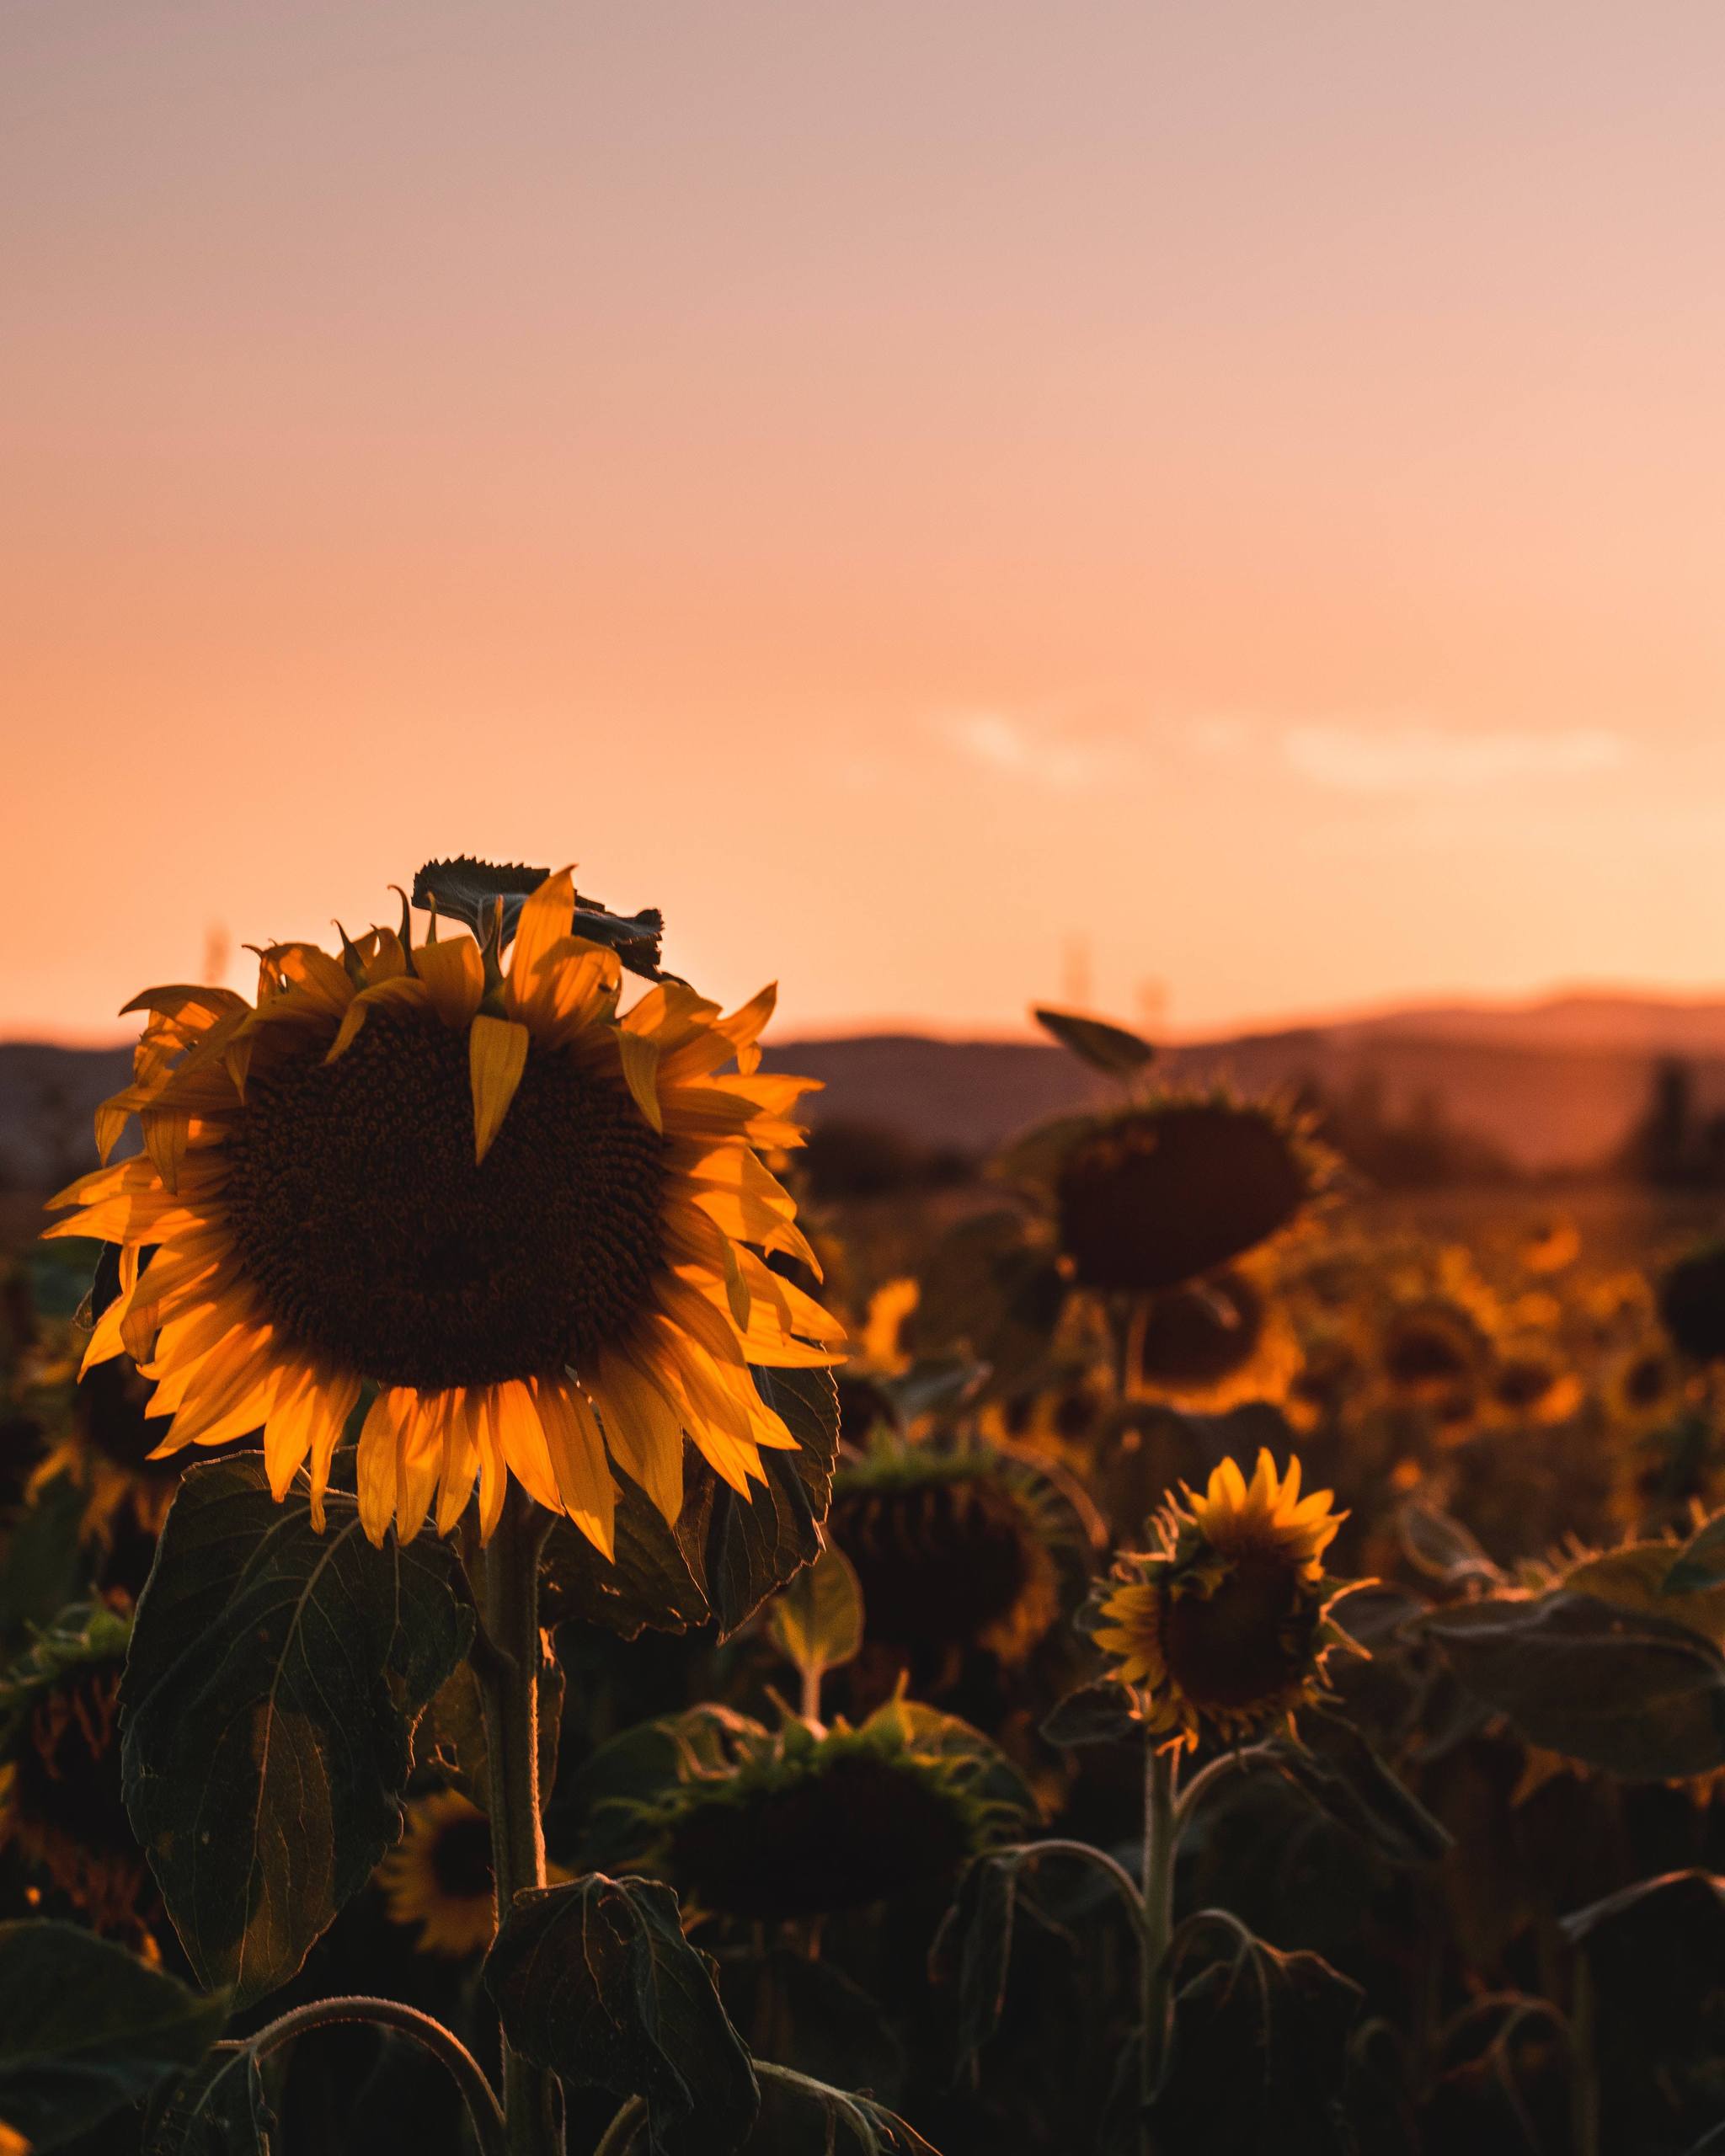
533, 1378, 617, 1558
357, 1390, 403, 1545
414, 936, 483, 1027
506, 868, 576, 1014
592, 1356, 685, 1525
616, 1028, 664, 1133
469, 1015, 530, 1164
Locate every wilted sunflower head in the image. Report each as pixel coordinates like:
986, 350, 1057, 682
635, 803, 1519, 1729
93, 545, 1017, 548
1657, 1243, 1725, 1367
1090, 1449, 1358, 1751
1126, 1262, 1300, 1414
0, 1604, 152, 1939
377, 1789, 496, 1956
615, 1696, 1033, 1924
828, 1438, 1078, 1669
1045, 1094, 1328, 1297
45, 866, 842, 1553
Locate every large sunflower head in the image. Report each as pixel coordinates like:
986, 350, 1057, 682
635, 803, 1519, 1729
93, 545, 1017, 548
1044, 1093, 1330, 1298
827, 1437, 1081, 1673
0, 1604, 153, 1940
45, 867, 842, 1554
1090, 1449, 1357, 1751
377, 1789, 497, 1957
599, 1696, 1034, 1924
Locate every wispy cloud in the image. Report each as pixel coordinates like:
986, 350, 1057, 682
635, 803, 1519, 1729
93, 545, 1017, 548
1280, 723, 1630, 795
943, 711, 1114, 792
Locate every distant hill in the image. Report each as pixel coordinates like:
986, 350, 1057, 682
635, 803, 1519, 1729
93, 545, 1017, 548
10, 988, 1725, 1187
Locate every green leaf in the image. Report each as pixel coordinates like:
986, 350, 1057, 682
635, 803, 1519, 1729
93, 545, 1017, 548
1031, 1006, 1155, 1077
411, 858, 668, 978
1267, 1709, 1452, 1865
542, 1369, 840, 1646
414, 1652, 561, 1805
1150, 1915, 1363, 2154
0, 1920, 227, 2151
1665, 1510, 1725, 1595
1039, 1681, 1140, 1750
1424, 1589, 1725, 1780
765, 1545, 862, 1692
144, 2044, 273, 2155
484, 1874, 758, 2156
120, 1454, 474, 2007
930, 1849, 1028, 2074
0, 1469, 89, 1659
1398, 1500, 1503, 1589
686, 1368, 841, 1641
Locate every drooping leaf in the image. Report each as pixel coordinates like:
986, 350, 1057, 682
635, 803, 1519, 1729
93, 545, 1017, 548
744, 2071, 942, 2154
559, 1705, 764, 1875
144, 2044, 273, 2155
1397, 1501, 1503, 1590
542, 1467, 712, 1640
484, 1874, 757, 2156
1565, 1542, 1725, 1645
120, 1455, 474, 2006
1424, 1589, 1725, 1780
1268, 1709, 1452, 1865
1039, 1680, 1140, 1750
414, 1651, 560, 1806
1032, 1006, 1156, 1077
0, 1920, 227, 2152
931, 1849, 1029, 2073
766, 1544, 862, 1691
1150, 1915, 1364, 2154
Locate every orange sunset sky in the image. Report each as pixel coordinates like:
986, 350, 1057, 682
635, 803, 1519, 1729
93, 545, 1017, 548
5, 3, 1725, 1045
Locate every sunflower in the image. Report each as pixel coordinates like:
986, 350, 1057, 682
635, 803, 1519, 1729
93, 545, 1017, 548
1091, 1450, 1358, 1750
377, 1790, 496, 1956
44, 869, 842, 1552
1042, 1093, 1330, 1298
827, 1437, 1080, 1674
1125, 1261, 1300, 1415
0, 1604, 153, 1940
589, 1695, 1034, 1924
1486, 1335, 1584, 1427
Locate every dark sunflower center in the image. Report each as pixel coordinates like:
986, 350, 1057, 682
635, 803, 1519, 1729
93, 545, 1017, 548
428, 1812, 495, 1902
1385, 1319, 1474, 1390
1162, 1553, 1307, 1710
829, 1473, 1039, 1653
1494, 1357, 1557, 1411
224, 1006, 669, 1390
1626, 1351, 1673, 1408
667, 1752, 969, 1920
1135, 1271, 1265, 1388
1055, 1106, 1308, 1295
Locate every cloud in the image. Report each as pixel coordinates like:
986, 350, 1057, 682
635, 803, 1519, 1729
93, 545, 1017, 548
1281, 723, 1630, 795
943, 711, 1114, 791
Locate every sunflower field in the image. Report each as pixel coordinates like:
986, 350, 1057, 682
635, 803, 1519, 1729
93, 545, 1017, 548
5, 862, 1725, 2156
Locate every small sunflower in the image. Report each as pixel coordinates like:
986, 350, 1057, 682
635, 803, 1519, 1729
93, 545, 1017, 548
1602, 1337, 1689, 1432
1486, 1336, 1584, 1427
377, 1790, 496, 1956
0, 1604, 153, 1940
1043, 1093, 1329, 1297
45, 868, 842, 1552
1125, 1262, 1300, 1414
1091, 1450, 1358, 1751
591, 1696, 1034, 1924
1519, 1219, 1580, 1277
980, 1365, 1113, 1468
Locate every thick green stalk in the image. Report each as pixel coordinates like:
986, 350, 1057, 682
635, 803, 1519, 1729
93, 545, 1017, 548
478, 1486, 560, 2156
1140, 1743, 1178, 2119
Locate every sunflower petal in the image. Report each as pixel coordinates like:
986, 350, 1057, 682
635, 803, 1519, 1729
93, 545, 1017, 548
470, 1016, 530, 1164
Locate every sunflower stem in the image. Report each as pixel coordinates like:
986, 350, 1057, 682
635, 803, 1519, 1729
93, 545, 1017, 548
1139, 1742, 1178, 2138
248, 1996, 508, 2156
479, 1486, 560, 2156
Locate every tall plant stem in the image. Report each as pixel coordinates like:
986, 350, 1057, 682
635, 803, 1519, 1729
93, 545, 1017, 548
1140, 1742, 1178, 2126
478, 1485, 559, 2156
249, 1997, 507, 2156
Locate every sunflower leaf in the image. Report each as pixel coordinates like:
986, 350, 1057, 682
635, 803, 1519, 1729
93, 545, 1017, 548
765, 1543, 863, 1695
1423, 1589, 1725, 1780
411, 858, 668, 979
1150, 1914, 1363, 2153
690, 1367, 841, 1641
1664, 1509, 1725, 1594
1031, 1006, 1156, 1077
0, 1920, 228, 2153
120, 1454, 474, 2008
744, 2069, 942, 2153
483, 1873, 758, 2156
144, 2043, 273, 2155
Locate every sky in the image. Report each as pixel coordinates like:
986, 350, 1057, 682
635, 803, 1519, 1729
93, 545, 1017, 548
5, 2, 1725, 1043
